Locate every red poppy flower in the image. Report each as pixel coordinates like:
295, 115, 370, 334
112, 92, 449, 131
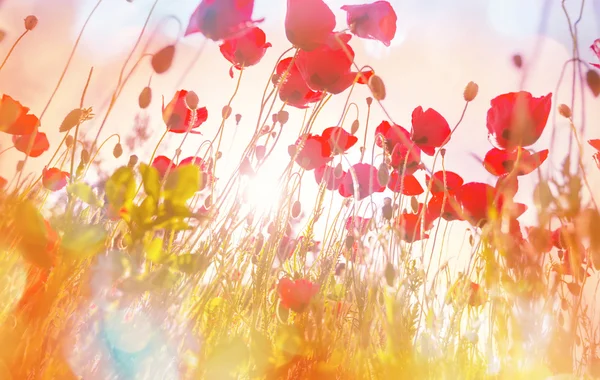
295, 33, 373, 94
483, 147, 548, 176
0, 94, 40, 135
341, 1, 397, 47
152, 155, 173, 178
486, 91, 552, 149
42, 167, 69, 191
525, 226, 553, 254
185, 0, 264, 41
590, 139, 600, 150
394, 206, 432, 242
314, 164, 345, 190
455, 182, 496, 226
290, 134, 333, 171
13, 132, 50, 157
322, 126, 358, 154
411, 106, 451, 156
425, 171, 464, 195
387, 171, 423, 195
389, 142, 421, 175
219, 27, 271, 77
339, 163, 385, 200
427, 192, 463, 221
274, 57, 323, 109
163, 90, 208, 134
375, 121, 409, 150
591, 39, 600, 69
278, 277, 319, 313
345, 216, 371, 235
495, 174, 519, 198
285, 0, 335, 51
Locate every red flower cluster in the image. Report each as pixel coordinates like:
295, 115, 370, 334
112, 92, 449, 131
290, 127, 356, 171
278, 277, 319, 313
0, 94, 49, 157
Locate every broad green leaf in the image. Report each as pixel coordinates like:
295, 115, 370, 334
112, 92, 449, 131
13, 201, 54, 268
139, 163, 160, 200
164, 164, 199, 204
62, 224, 107, 260
67, 182, 101, 206
105, 166, 136, 207
173, 253, 209, 275
146, 236, 163, 263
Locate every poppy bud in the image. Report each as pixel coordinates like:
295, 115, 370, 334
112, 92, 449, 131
216, 151, 223, 160
410, 196, 418, 213
271, 131, 277, 138
60, 108, 88, 132
366, 97, 373, 106
558, 104, 572, 119
351, 119, 359, 135
151, 45, 176, 74
255, 145, 266, 161
139, 86, 152, 109
334, 163, 344, 179
277, 110, 289, 125
512, 54, 523, 68
240, 157, 254, 176
65, 135, 74, 148
235, 114, 242, 125
291, 201, 301, 218
463, 81, 479, 102
382, 203, 393, 221
377, 162, 389, 186
345, 235, 355, 251
222, 105, 232, 119
335, 262, 346, 276
586, 70, 600, 97
271, 73, 280, 85
384, 262, 396, 287
287, 145, 297, 157
368, 75, 386, 101
24, 15, 38, 31
128, 154, 138, 167
185, 91, 199, 110
80, 149, 90, 164
113, 143, 123, 158
440, 148, 446, 158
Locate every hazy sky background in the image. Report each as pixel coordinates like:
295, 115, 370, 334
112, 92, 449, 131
0, 0, 599, 242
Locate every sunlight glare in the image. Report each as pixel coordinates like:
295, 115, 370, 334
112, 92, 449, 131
242, 172, 284, 217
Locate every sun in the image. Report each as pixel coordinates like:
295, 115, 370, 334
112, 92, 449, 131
241, 171, 284, 218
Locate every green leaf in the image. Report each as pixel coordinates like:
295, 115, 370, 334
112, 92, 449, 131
139, 163, 160, 200
61, 224, 107, 260
105, 166, 136, 208
164, 164, 199, 204
173, 253, 209, 275
146, 236, 164, 263
67, 182, 101, 206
